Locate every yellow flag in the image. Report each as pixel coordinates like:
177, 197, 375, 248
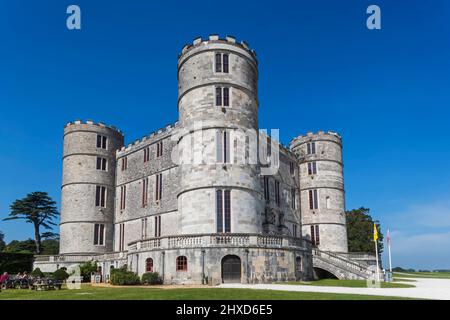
373, 223, 378, 241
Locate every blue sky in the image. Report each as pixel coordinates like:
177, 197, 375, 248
1, 0, 449, 269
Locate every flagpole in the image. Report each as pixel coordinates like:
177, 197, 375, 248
374, 237, 380, 281
388, 229, 392, 273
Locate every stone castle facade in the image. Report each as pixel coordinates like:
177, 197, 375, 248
34, 35, 370, 284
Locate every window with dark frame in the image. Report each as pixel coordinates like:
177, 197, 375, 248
119, 223, 125, 251
121, 157, 127, 171
154, 216, 161, 237
215, 53, 229, 73
309, 189, 318, 210
275, 181, 280, 206
144, 147, 150, 163
291, 188, 296, 209
95, 186, 106, 207
156, 141, 163, 158
142, 178, 148, 207
290, 162, 295, 175
155, 173, 162, 201
263, 177, 270, 203
120, 185, 126, 211
94, 223, 105, 245
97, 135, 107, 149
146, 258, 153, 272
310, 225, 320, 245
215, 87, 230, 107
307, 142, 316, 155
216, 189, 231, 233
176, 256, 187, 271
308, 162, 317, 175
96, 157, 107, 171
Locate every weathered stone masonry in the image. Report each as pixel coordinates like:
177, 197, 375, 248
34, 35, 367, 283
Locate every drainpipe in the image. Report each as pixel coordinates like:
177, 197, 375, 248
201, 249, 206, 284
245, 249, 250, 283
161, 251, 165, 282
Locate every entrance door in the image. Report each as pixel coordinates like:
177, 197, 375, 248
221, 255, 241, 283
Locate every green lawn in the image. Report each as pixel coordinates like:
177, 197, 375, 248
393, 272, 450, 279
0, 284, 413, 300
278, 279, 414, 288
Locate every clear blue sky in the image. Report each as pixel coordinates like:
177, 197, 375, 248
1, 0, 449, 269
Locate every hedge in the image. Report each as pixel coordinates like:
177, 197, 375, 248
0, 252, 34, 274
110, 268, 140, 285
141, 272, 163, 285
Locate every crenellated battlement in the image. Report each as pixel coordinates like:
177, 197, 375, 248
64, 119, 124, 136
289, 130, 342, 148
178, 34, 257, 61
116, 121, 179, 156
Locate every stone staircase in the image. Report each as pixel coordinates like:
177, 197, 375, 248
312, 249, 374, 280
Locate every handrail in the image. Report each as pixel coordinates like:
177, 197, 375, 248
312, 249, 372, 275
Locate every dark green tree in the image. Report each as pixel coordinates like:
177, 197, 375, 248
346, 207, 383, 254
4, 239, 37, 254
3, 192, 59, 254
0, 230, 6, 251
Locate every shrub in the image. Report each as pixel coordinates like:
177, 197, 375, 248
110, 268, 140, 285
0, 252, 33, 273
30, 267, 44, 278
53, 268, 69, 281
79, 260, 98, 282
141, 272, 163, 285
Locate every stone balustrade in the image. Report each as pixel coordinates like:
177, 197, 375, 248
129, 233, 310, 252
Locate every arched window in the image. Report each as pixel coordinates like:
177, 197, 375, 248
146, 258, 153, 272
176, 256, 187, 271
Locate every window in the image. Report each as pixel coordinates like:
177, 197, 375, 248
154, 216, 161, 237
291, 188, 296, 209
215, 87, 230, 107
142, 178, 148, 207
290, 162, 295, 175
120, 185, 126, 211
308, 189, 318, 210
263, 177, 270, 203
216, 189, 231, 233
94, 224, 105, 245
119, 223, 125, 251
144, 147, 150, 163
296, 256, 303, 272
308, 162, 317, 175
96, 157, 107, 171
306, 142, 316, 155
146, 258, 153, 272
216, 130, 230, 163
275, 181, 280, 206
176, 256, 187, 271
155, 173, 162, 202
215, 53, 229, 73
121, 157, 127, 171
293, 224, 298, 238
95, 186, 106, 207
310, 225, 320, 246
97, 135, 107, 149
141, 218, 148, 239
326, 196, 331, 209
156, 141, 163, 158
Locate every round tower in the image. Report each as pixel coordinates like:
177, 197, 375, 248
290, 131, 348, 253
176, 35, 264, 234
60, 120, 124, 254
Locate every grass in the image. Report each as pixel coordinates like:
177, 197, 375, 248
393, 272, 450, 279
278, 279, 415, 288
0, 284, 413, 300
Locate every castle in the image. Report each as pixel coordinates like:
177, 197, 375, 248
34, 35, 375, 283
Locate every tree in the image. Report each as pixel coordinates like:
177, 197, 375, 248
4, 239, 37, 254
0, 230, 5, 251
3, 192, 59, 254
346, 207, 384, 254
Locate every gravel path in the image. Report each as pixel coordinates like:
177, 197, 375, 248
219, 277, 450, 300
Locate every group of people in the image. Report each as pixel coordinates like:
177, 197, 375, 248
0, 272, 30, 291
